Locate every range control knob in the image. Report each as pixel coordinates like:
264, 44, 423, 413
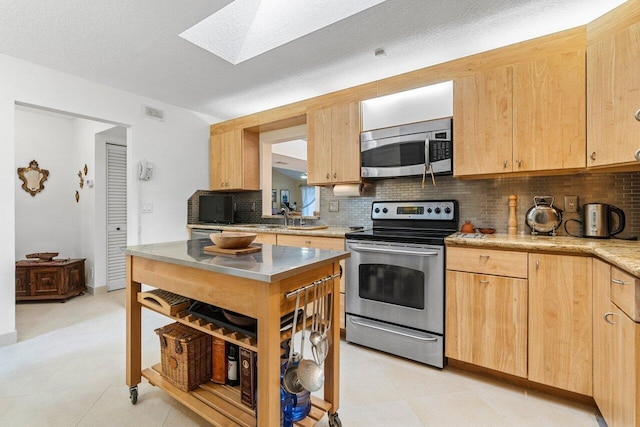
435, 207, 441, 214
374, 208, 380, 214
427, 208, 432, 213
382, 208, 388, 214
445, 207, 451, 214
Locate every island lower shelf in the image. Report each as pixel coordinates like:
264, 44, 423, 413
143, 364, 332, 427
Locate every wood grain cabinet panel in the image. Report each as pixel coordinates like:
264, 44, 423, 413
445, 270, 528, 377
446, 247, 528, 278
209, 129, 259, 191
15, 268, 29, 298
307, 102, 360, 185
587, 5, 640, 169
513, 50, 586, 172
528, 254, 592, 395
454, 48, 586, 177
593, 261, 640, 427
453, 66, 513, 176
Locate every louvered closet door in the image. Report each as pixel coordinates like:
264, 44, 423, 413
106, 143, 127, 291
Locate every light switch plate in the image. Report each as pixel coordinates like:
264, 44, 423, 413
329, 201, 339, 212
564, 195, 578, 213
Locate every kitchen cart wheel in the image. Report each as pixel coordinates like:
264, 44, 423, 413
129, 385, 138, 405
328, 412, 342, 427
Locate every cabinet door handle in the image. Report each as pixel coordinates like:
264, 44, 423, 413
634, 148, 640, 162
478, 279, 489, 284
503, 160, 508, 168
611, 278, 627, 285
635, 109, 640, 121
333, 172, 337, 179
535, 260, 539, 269
479, 255, 490, 259
590, 152, 596, 161
516, 159, 522, 167
326, 173, 330, 179
604, 312, 616, 325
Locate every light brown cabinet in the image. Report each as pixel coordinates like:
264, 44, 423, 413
528, 254, 592, 395
593, 260, 640, 427
454, 50, 586, 177
445, 247, 528, 377
587, 0, 640, 169
307, 102, 361, 185
446, 270, 528, 377
210, 128, 259, 191
15, 259, 86, 302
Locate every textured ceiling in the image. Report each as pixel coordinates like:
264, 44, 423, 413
0, 0, 626, 121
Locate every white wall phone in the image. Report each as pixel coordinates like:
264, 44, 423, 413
137, 159, 153, 181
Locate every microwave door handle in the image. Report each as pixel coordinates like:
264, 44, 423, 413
424, 135, 430, 168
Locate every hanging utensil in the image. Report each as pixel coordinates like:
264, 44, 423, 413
309, 281, 323, 364
282, 291, 304, 394
296, 287, 324, 392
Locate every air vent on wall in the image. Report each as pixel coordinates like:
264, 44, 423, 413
142, 105, 165, 121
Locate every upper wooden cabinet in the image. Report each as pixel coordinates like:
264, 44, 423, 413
454, 66, 513, 176
454, 50, 586, 177
587, 0, 640, 169
307, 102, 361, 185
210, 128, 259, 191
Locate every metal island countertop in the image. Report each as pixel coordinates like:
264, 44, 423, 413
125, 238, 350, 283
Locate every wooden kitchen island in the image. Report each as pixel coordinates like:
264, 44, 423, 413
125, 238, 349, 426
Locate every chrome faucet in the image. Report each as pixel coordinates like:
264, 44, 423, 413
281, 206, 290, 228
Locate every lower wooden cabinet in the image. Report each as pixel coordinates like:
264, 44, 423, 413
446, 270, 528, 377
15, 259, 86, 302
528, 254, 592, 395
593, 260, 640, 427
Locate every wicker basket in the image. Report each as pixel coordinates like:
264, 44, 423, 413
155, 322, 212, 391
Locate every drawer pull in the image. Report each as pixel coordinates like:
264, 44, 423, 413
479, 255, 490, 259
611, 278, 627, 285
604, 312, 616, 325
478, 280, 489, 284
536, 260, 539, 270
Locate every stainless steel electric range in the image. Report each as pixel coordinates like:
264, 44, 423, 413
344, 199, 459, 368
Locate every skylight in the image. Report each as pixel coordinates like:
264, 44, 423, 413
180, 0, 388, 65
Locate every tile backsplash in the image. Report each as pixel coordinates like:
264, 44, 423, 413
189, 171, 640, 239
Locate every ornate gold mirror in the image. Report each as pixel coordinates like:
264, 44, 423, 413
17, 160, 49, 197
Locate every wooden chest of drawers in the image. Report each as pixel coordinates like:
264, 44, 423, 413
15, 258, 86, 302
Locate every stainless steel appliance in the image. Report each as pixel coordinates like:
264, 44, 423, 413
360, 118, 452, 179
565, 202, 626, 239
345, 200, 458, 368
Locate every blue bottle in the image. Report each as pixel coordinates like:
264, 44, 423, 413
280, 354, 294, 427
289, 352, 311, 421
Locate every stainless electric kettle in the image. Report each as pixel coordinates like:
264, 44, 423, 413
565, 203, 625, 238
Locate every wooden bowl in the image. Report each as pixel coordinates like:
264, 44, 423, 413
210, 232, 257, 249
477, 228, 496, 234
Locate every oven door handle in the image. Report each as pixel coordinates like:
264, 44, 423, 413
349, 316, 438, 342
349, 245, 439, 257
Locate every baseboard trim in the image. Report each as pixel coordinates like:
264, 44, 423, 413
87, 285, 108, 295
0, 330, 18, 347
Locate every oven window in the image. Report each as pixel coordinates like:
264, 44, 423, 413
358, 264, 425, 309
361, 141, 425, 168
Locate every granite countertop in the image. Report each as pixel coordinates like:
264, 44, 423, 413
187, 223, 354, 238
125, 239, 349, 283
445, 233, 640, 277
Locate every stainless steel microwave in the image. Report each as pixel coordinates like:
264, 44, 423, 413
360, 117, 452, 178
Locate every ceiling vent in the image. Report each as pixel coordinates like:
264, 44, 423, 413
142, 105, 165, 121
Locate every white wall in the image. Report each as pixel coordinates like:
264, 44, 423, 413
1, 52, 218, 345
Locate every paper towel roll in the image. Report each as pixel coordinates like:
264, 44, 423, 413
333, 183, 364, 197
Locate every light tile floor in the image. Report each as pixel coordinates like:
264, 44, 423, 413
1, 290, 601, 426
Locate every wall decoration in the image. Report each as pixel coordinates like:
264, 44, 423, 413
17, 160, 49, 197
280, 189, 290, 206
83, 164, 88, 176
78, 171, 84, 189
75, 191, 80, 203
